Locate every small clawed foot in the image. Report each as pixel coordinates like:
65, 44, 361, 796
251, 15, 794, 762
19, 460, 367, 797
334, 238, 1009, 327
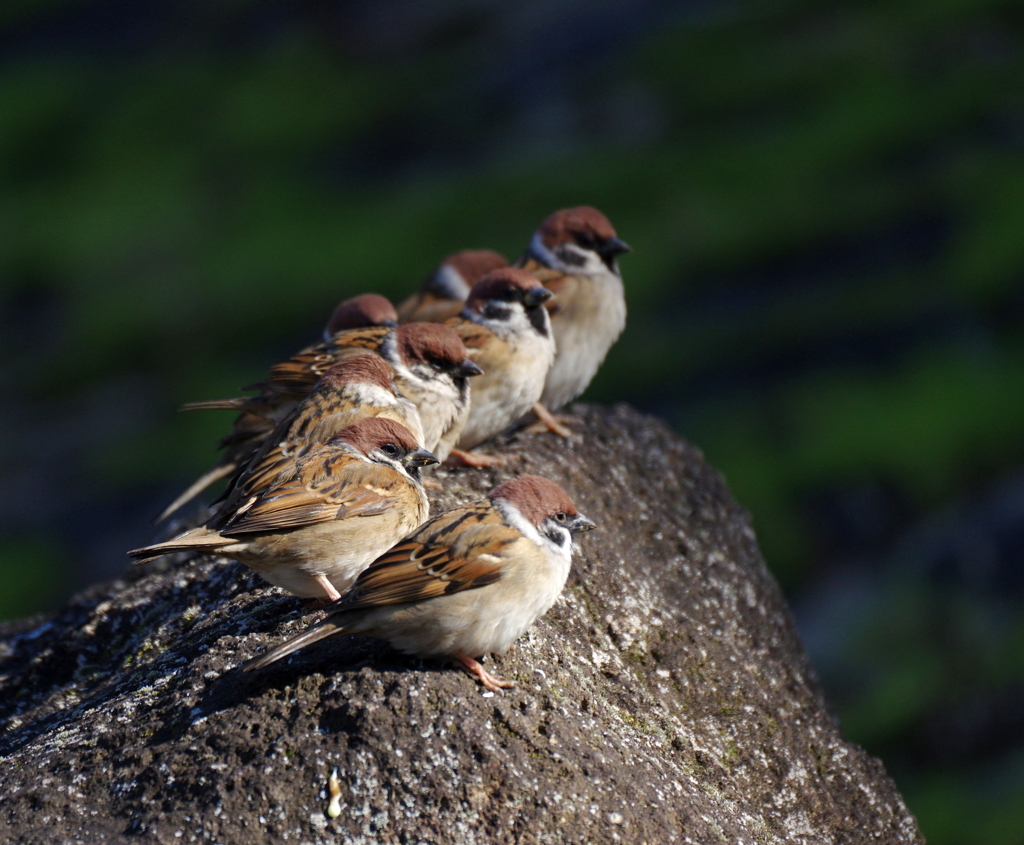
525, 403, 576, 438
445, 448, 507, 468
454, 653, 515, 693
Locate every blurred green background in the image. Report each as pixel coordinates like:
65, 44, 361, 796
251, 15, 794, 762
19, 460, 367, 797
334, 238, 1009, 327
2, 0, 1023, 841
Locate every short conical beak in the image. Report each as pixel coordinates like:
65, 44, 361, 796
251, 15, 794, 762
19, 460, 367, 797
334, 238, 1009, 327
457, 358, 484, 378
404, 447, 439, 468
524, 286, 554, 308
569, 513, 596, 533
599, 237, 631, 258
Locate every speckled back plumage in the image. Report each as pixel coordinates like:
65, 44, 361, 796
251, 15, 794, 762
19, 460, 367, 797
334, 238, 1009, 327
217, 357, 424, 514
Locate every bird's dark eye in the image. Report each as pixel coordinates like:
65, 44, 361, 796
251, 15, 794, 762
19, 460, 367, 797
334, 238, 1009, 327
575, 234, 596, 250
554, 512, 567, 523
380, 443, 400, 458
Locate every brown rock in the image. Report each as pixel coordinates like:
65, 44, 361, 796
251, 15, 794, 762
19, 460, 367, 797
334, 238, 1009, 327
0, 405, 922, 844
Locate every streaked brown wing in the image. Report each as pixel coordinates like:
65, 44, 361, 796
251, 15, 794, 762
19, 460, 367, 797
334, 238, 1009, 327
252, 327, 388, 396
224, 396, 334, 504
221, 450, 395, 534
335, 503, 517, 609
446, 317, 494, 354
400, 294, 464, 324
398, 290, 437, 315
226, 440, 312, 504
517, 257, 565, 285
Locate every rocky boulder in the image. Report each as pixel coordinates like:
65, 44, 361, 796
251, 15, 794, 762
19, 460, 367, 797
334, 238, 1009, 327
0, 405, 922, 844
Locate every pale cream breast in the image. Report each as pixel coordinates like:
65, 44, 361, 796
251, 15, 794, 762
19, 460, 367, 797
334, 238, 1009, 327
225, 483, 429, 599
395, 374, 464, 455
457, 330, 554, 449
345, 535, 568, 658
542, 271, 625, 410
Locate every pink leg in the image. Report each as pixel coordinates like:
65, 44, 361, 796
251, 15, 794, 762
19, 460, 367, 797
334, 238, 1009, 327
454, 653, 515, 693
445, 448, 506, 468
314, 574, 342, 602
528, 402, 575, 438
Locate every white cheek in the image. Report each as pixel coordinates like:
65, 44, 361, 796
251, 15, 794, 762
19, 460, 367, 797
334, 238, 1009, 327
395, 361, 451, 396
495, 499, 544, 546
536, 521, 572, 562
503, 303, 536, 337
497, 501, 574, 566
427, 372, 459, 401
531, 232, 608, 277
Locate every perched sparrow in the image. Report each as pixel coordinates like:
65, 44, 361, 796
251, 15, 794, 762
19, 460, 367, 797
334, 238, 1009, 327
131, 419, 437, 601
216, 354, 424, 515
444, 268, 556, 462
397, 249, 508, 324
323, 293, 399, 340
243, 474, 596, 692
261, 322, 481, 462
161, 322, 480, 521
515, 206, 630, 416
159, 293, 403, 522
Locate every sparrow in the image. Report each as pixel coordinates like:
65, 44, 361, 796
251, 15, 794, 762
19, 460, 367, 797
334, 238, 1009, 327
397, 249, 509, 324
216, 354, 424, 516
159, 293, 403, 522
514, 206, 630, 426
160, 322, 480, 520
323, 293, 399, 340
243, 474, 596, 692
444, 268, 556, 464
260, 322, 482, 462
130, 418, 437, 601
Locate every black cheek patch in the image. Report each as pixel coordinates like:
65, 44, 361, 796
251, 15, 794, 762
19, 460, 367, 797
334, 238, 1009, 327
542, 524, 568, 547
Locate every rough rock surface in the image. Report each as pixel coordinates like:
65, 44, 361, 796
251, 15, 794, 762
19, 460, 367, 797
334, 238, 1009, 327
0, 405, 922, 844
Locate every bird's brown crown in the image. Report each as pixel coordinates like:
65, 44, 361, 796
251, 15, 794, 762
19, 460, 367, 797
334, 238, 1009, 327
490, 475, 579, 525
442, 249, 509, 286
395, 322, 470, 368
464, 268, 548, 312
537, 206, 618, 250
325, 294, 399, 335
333, 417, 420, 454
317, 354, 395, 393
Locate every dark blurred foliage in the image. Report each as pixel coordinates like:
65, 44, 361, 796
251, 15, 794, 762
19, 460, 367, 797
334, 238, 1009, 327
2, 0, 1023, 841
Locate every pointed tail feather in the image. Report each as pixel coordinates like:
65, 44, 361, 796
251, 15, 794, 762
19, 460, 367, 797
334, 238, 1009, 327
243, 619, 349, 672
130, 552, 167, 566
128, 526, 232, 564
156, 462, 238, 523
180, 397, 249, 412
